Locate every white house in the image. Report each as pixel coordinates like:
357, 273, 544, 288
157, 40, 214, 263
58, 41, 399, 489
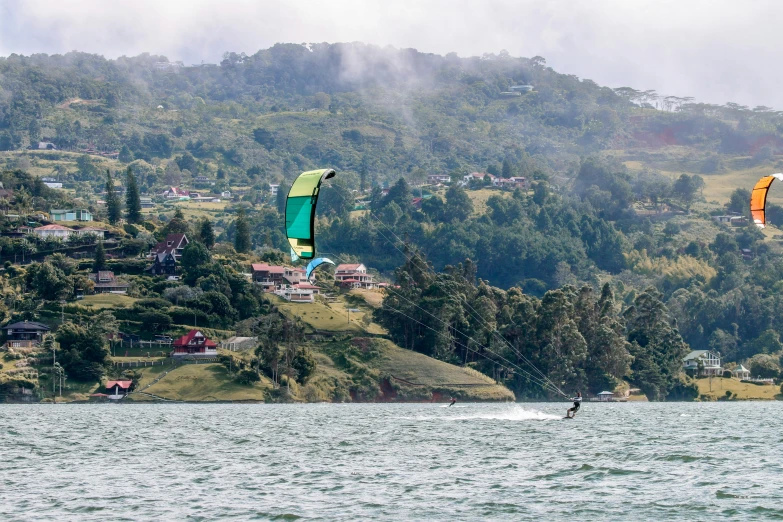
33, 224, 74, 239
427, 174, 451, 185
334, 263, 378, 289
682, 350, 722, 376
274, 285, 314, 303
732, 364, 751, 380
269, 184, 280, 196
462, 172, 496, 186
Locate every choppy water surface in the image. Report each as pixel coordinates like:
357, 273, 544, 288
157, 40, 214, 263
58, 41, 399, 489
1, 402, 782, 521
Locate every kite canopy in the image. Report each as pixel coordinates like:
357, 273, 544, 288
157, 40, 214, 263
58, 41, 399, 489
750, 173, 783, 228
306, 257, 335, 282
285, 168, 336, 259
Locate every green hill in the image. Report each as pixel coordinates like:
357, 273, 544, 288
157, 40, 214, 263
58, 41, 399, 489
128, 339, 513, 403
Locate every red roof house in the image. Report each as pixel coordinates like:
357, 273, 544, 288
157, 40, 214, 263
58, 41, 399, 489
171, 329, 217, 357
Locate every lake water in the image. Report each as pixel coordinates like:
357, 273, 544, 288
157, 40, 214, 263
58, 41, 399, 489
1, 402, 782, 521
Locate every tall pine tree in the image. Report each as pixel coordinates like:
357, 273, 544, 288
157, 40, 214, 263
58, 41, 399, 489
93, 241, 107, 272
234, 208, 251, 253
105, 169, 121, 225
199, 218, 216, 249
125, 167, 142, 224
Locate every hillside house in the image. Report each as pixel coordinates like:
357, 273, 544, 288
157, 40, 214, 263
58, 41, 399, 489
77, 226, 107, 239
162, 187, 189, 199
2, 320, 50, 348
334, 263, 378, 289
462, 172, 496, 186
106, 380, 133, 400
510, 84, 534, 92
140, 197, 155, 209
44, 182, 63, 189
252, 263, 286, 291
427, 174, 451, 185
274, 285, 314, 303
498, 177, 529, 190
34, 224, 74, 239
270, 184, 280, 196
683, 350, 722, 376
713, 215, 747, 226
50, 209, 76, 221
284, 266, 306, 285
50, 209, 92, 222
88, 271, 129, 294
221, 336, 258, 351
148, 234, 189, 275
193, 175, 213, 185
171, 329, 217, 357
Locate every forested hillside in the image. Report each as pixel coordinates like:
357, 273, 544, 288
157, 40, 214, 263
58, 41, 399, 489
2, 43, 783, 401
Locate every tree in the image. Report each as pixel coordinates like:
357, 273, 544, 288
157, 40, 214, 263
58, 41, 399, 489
444, 184, 473, 221
118, 145, 133, 163
93, 241, 107, 272
162, 208, 191, 236
672, 174, 697, 208
199, 218, 215, 249
727, 188, 750, 214
501, 157, 514, 179
105, 170, 122, 225
624, 288, 689, 401
234, 207, 251, 253
125, 167, 142, 224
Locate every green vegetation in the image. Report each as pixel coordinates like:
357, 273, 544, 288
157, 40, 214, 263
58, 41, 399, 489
3, 44, 783, 403
136, 363, 271, 401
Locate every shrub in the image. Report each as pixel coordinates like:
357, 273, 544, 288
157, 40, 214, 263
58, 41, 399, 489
236, 369, 260, 385
722, 370, 732, 379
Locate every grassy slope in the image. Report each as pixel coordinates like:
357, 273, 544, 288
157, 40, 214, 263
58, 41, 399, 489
79, 294, 137, 310
374, 340, 514, 401
134, 363, 272, 401
695, 377, 781, 401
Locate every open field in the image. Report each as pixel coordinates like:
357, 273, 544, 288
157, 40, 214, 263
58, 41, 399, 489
695, 377, 781, 400
79, 293, 137, 310
273, 296, 365, 333
466, 188, 510, 216
137, 363, 271, 401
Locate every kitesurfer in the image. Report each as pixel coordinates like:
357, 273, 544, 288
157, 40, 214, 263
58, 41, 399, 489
566, 392, 582, 418
449, 397, 457, 407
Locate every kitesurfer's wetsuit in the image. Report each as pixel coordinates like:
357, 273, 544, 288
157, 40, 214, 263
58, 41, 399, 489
567, 394, 582, 418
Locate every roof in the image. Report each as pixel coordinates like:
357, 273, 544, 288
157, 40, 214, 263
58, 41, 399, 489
98, 271, 114, 280
172, 329, 217, 348
105, 380, 133, 389
296, 283, 320, 290
3, 321, 50, 331
336, 263, 363, 271
35, 224, 74, 231
251, 263, 285, 274
683, 350, 712, 361
50, 209, 68, 213
597, 391, 614, 395
340, 279, 360, 283
151, 234, 188, 255
733, 364, 749, 372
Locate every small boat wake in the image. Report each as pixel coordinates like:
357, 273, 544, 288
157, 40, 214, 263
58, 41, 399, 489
450, 405, 561, 422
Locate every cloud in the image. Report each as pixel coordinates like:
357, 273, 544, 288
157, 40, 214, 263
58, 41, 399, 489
1, 0, 781, 107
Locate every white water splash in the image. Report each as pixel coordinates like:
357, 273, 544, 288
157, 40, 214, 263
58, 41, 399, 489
451, 405, 561, 421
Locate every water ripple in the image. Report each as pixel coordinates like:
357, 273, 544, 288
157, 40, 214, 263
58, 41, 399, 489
0, 402, 781, 520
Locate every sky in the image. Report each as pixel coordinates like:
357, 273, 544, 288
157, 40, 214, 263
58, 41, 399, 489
0, 0, 780, 108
